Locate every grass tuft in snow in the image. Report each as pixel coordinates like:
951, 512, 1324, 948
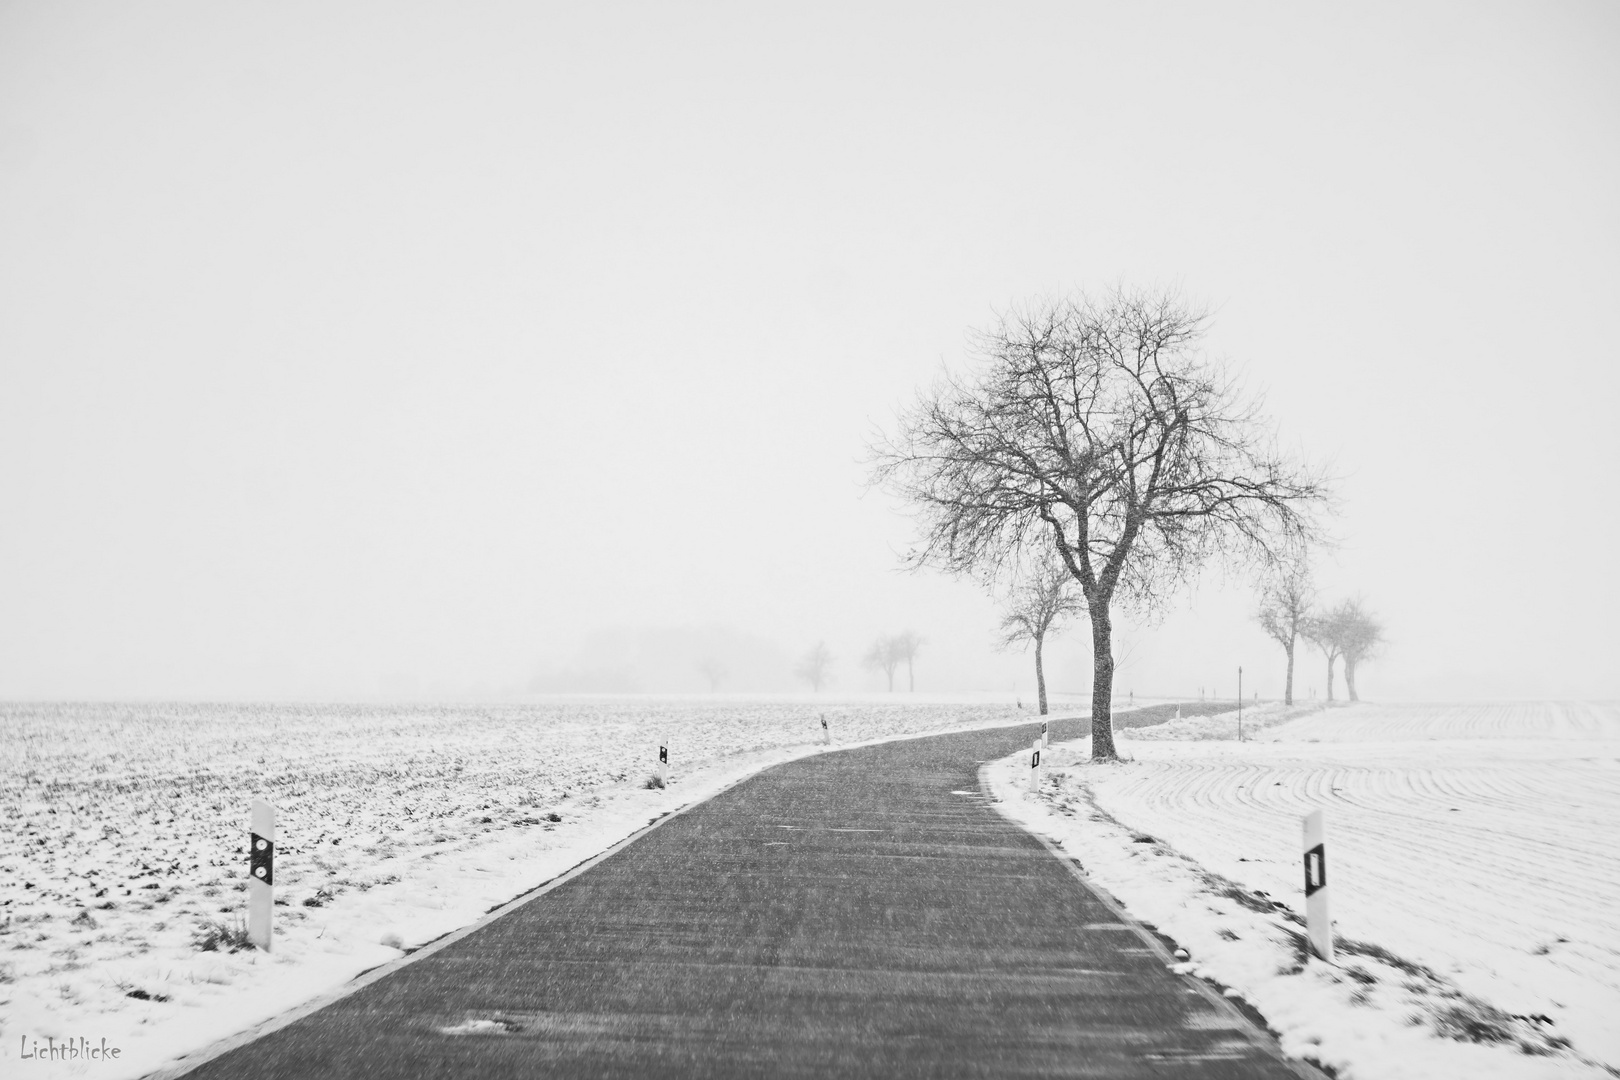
1424, 994, 1573, 1057
115, 981, 171, 1003
191, 915, 253, 953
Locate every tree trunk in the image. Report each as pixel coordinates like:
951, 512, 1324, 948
1283, 639, 1295, 706
1089, 601, 1118, 760
1344, 659, 1359, 702
1325, 655, 1336, 701
907, 657, 914, 692
1034, 633, 1047, 715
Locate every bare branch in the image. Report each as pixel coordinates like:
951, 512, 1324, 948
869, 285, 1332, 757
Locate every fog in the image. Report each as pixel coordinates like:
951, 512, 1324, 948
2, 2, 1616, 702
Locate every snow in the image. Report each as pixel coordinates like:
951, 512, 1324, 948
1, 697, 1040, 1079
988, 700, 1620, 1079
17, 695, 1611, 1080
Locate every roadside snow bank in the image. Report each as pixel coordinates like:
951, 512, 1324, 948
985, 700, 1620, 1080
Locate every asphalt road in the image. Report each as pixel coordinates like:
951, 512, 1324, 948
180, 705, 1311, 1079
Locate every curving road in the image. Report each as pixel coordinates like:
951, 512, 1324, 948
174, 706, 1314, 1079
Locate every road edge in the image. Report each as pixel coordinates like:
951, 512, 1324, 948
975, 760, 1332, 1080
140, 711, 1077, 1080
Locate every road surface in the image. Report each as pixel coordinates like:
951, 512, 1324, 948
178, 706, 1313, 1078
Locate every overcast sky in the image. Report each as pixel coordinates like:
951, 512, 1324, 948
2, 1, 1616, 702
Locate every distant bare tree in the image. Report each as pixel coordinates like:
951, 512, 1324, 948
1256, 561, 1315, 705
696, 657, 726, 692
891, 630, 924, 691
1301, 607, 1345, 701
1334, 599, 1384, 702
871, 287, 1328, 760
795, 641, 834, 692
862, 637, 901, 692
998, 555, 1085, 715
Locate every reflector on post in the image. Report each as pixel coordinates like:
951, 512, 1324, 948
249, 799, 275, 952
1303, 809, 1333, 963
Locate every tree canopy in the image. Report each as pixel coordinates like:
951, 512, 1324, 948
873, 286, 1328, 758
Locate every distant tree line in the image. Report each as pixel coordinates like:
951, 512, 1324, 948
1257, 564, 1384, 702
864, 631, 923, 692
792, 631, 927, 693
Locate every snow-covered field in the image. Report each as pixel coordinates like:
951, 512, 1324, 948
989, 700, 1620, 1080
1, 696, 1036, 1079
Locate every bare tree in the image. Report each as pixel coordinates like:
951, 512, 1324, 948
998, 554, 1085, 715
795, 641, 834, 692
891, 630, 924, 691
862, 636, 901, 692
1301, 607, 1345, 701
696, 657, 726, 692
1256, 561, 1315, 705
1334, 598, 1384, 702
871, 287, 1327, 760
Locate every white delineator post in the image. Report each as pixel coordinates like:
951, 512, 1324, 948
249, 798, 275, 952
1237, 666, 1244, 741
821, 713, 830, 745
658, 736, 668, 787
1303, 809, 1333, 963
1040, 718, 1049, 749
1028, 739, 1043, 794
